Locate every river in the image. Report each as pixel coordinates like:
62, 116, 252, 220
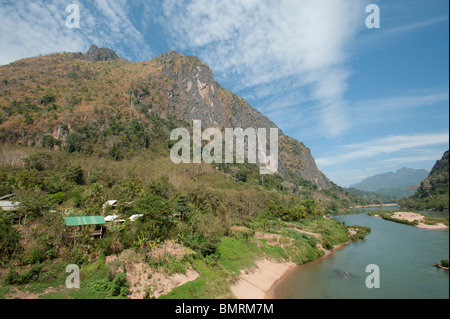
271, 206, 449, 299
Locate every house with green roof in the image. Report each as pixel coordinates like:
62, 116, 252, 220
64, 216, 106, 238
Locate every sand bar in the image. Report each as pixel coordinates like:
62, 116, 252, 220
393, 212, 448, 230
230, 259, 297, 299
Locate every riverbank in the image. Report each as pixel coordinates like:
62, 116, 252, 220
230, 259, 297, 299
266, 209, 450, 299
350, 203, 398, 209
369, 210, 449, 230
230, 239, 352, 299
393, 212, 448, 230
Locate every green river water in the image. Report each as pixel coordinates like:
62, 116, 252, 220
271, 206, 449, 299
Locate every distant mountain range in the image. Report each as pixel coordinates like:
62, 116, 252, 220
349, 167, 429, 198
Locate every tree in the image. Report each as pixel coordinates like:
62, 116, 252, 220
0, 213, 21, 263
131, 195, 175, 240
84, 183, 105, 207
66, 165, 85, 185
24, 152, 54, 171
146, 175, 174, 200
175, 195, 191, 222
17, 192, 50, 219
42, 135, 61, 149
40, 93, 55, 105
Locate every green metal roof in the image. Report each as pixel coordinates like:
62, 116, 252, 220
64, 216, 106, 226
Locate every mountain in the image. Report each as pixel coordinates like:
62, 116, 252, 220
345, 187, 398, 204
0, 46, 373, 300
84, 44, 122, 62
350, 167, 429, 197
399, 151, 449, 212
0, 46, 358, 210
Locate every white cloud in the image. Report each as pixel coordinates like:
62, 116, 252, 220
0, 1, 84, 65
355, 15, 449, 50
381, 155, 445, 165
347, 90, 450, 127
160, 0, 369, 137
316, 132, 449, 167
353, 91, 449, 112
0, 0, 153, 65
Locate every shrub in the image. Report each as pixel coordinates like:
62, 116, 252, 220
14, 169, 44, 189
188, 186, 223, 215
0, 214, 21, 263
66, 165, 85, 185
305, 235, 319, 247
19, 265, 42, 284
146, 175, 175, 200
24, 152, 54, 171
40, 93, 55, 105
48, 192, 65, 205
131, 195, 175, 240
4, 265, 42, 285
322, 239, 334, 250
24, 246, 47, 265
87, 272, 128, 298
183, 234, 221, 257
42, 135, 61, 149
163, 257, 187, 276
17, 192, 50, 219
110, 273, 129, 297
4, 270, 21, 285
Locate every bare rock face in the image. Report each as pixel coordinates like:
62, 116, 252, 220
84, 44, 120, 62
147, 51, 331, 189
151, 51, 278, 130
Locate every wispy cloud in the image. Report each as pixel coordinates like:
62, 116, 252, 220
348, 90, 449, 126
358, 15, 449, 45
381, 155, 444, 165
353, 13, 449, 55
353, 91, 449, 112
159, 0, 370, 137
316, 132, 449, 167
0, 0, 153, 65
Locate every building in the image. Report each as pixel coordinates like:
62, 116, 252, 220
0, 194, 19, 212
64, 216, 106, 238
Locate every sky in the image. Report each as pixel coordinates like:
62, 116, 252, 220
0, 0, 448, 187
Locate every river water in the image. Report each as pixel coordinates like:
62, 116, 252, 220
271, 206, 449, 299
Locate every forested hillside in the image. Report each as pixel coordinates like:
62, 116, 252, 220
399, 151, 449, 212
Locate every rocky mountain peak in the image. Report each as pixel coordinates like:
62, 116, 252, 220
85, 44, 120, 62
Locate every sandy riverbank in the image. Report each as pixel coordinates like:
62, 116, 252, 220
230, 242, 350, 299
230, 259, 297, 299
392, 212, 449, 230
350, 203, 397, 209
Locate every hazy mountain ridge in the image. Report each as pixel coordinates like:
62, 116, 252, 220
350, 167, 429, 195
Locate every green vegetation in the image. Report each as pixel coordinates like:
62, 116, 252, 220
368, 210, 419, 226
368, 210, 449, 227
0, 143, 371, 298
346, 187, 402, 204
0, 50, 372, 299
398, 151, 449, 213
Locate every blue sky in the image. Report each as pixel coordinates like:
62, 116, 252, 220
0, 0, 448, 187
